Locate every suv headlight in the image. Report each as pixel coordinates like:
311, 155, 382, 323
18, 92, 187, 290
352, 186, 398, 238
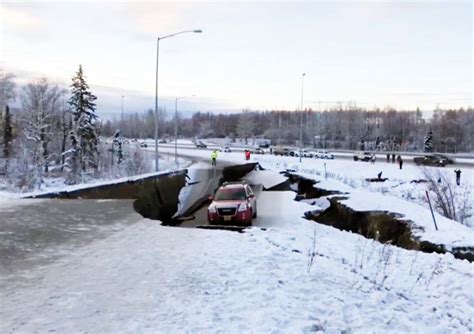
208, 205, 217, 213
238, 203, 248, 212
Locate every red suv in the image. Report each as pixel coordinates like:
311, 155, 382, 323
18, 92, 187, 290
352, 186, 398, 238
207, 182, 257, 226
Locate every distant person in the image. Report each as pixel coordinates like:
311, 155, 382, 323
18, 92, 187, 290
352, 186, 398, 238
245, 149, 251, 161
392, 154, 396, 163
371, 154, 376, 164
211, 149, 218, 166
386, 153, 390, 163
397, 155, 403, 170
454, 169, 461, 186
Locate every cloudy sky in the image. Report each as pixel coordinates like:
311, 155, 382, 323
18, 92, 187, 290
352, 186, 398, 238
1, 0, 472, 118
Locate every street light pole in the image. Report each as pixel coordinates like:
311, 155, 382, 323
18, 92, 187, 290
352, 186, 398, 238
154, 29, 202, 172
121, 95, 124, 137
174, 97, 179, 164
174, 95, 196, 165
299, 73, 306, 163
154, 38, 160, 172
121, 95, 124, 122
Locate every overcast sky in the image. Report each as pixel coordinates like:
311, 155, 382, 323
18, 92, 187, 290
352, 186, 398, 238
1, 0, 472, 118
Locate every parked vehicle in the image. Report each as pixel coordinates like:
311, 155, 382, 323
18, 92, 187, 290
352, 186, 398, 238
158, 139, 168, 144
413, 155, 447, 167
316, 150, 334, 159
196, 141, 207, 149
273, 147, 291, 156
289, 149, 300, 157
353, 152, 372, 162
139, 142, 148, 148
354, 152, 373, 162
253, 148, 265, 155
207, 182, 257, 226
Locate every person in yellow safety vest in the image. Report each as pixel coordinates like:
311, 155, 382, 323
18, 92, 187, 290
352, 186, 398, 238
211, 149, 218, 166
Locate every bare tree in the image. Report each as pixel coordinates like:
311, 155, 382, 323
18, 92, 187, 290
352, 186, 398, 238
20, 78, 65, 175
237, 109, 255, 144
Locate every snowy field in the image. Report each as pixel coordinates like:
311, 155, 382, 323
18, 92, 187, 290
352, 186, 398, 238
1, 147, 473, 333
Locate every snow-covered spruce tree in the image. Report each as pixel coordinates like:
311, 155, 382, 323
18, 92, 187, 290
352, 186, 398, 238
67, 65, 99, 180
3, 105, 13, 158
64, 128, 80, 185
0, 71, 16, 154
424, 130, 433, 153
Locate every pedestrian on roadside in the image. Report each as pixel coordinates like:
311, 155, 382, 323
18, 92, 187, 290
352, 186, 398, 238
386, 153, 390, 163
397, 155, 403, 170
371, 154, 376, 164
211, 149, 218, 166
454, 169, 461, 186
392, 154, 396, 163
245, 149, 251, 161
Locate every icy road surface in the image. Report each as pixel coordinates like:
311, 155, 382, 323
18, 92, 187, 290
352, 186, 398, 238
0, 199, 141, 281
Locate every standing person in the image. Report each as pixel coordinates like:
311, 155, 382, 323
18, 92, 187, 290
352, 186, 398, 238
386, 153, 390, 163
245, 149, 251, 161
211, 149, 218, 166
397, 155, 403, 170
454, 169, 461, 186
371, 154, 376, 164
392, 154, 396, 163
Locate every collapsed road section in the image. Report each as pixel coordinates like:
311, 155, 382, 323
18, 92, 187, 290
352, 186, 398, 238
285, 172, 474, 262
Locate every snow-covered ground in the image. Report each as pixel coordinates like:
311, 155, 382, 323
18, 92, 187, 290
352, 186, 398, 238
2, 189, 473, 332
1, 146, 473, 333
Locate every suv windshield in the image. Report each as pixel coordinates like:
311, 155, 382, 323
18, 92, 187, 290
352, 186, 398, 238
214, 188, 247, 201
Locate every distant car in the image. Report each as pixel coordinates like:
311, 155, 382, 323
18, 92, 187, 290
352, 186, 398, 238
433, 154, 455, 165
290, 149, 313, 157
413, 155, 447, 167
218, 146, 232, 152
253, 148, 265, 154
140, 142, 148, 148
273, 147, 291, 156
196, 141, 207, 149
207, 182, 257, 226
158, 139, 168, 144
316, 150, 334, 159
353, 151, 372, 162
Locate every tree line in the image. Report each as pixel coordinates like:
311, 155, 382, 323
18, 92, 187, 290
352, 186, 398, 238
0, 68, 148, 192
102, 106, 473, 153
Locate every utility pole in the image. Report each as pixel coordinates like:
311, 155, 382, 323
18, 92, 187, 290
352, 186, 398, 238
299, 73, 306, 163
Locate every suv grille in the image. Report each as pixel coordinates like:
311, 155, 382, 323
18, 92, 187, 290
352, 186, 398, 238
218, 207, 236, 216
